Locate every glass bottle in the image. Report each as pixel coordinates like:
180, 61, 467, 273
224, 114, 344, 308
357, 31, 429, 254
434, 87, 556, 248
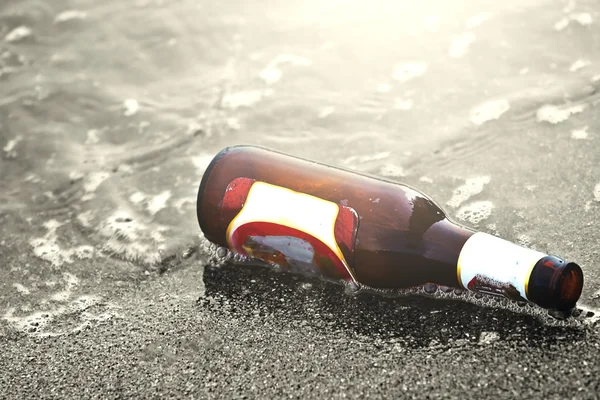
196, 145, 583, 311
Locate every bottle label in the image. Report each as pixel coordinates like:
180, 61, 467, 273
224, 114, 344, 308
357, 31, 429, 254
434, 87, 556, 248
222, 178, 359, 282
457, 232, 546, 301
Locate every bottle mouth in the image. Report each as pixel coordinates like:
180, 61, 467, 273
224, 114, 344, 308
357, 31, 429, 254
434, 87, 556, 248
559, 262, 584, 304
527, 256, 584, 311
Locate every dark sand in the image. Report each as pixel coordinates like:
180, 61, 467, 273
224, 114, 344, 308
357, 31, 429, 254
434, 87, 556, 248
2, 0, 600, 398
1, 252, 599, 399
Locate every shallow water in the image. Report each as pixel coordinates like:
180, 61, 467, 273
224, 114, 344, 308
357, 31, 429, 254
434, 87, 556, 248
1, 0, 600, 394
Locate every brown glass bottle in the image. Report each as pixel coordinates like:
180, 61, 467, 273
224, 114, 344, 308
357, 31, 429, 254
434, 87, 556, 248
196, 145, 583, 311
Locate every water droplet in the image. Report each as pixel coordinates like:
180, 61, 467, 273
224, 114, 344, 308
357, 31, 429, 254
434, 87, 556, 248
469, 99, 510, 125
438, 285, 453, 293
423, 283, 438, 294
344, 281, 361, 296
216, 247, 228, 259
391, 62, 428, 82
536, 103, 585, 124
548, 309, 570, 320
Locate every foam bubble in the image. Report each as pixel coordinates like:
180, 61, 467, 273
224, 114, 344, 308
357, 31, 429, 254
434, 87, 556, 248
74, 245, 94, 259
466, 12, 493, 29
448, 32, 475, 58
569, 59, 590, 72
146, 190, 171, 216
536, 104, 585, 124
571, 126, 589, 139
24, 173, 40, 183
4, 274, 80, 334
259, 54, 311, 85
455, 200, 494, 225
122, 99, 139, 116
222, 89, 271, 109
447, 176, 491, 208
12, 283, 30, 295
486, 223, 497, 234
419, 176, 433, 183
3, 291, 119, 337
570, 13, 593, 26
99, 210, 166, 265
357, 281, 590, 327
129, 192, 147, 204
259, 67, 282, 85
392, 62, 428, 82
49, 273, 79, 302
68, 171, 84, 181
86, 129, 100, 144
554, 17, 570, 31
82, 171, 110, 201
516, 234, 532, 247
203, 241, 237, 268
318, 106, 335, 118
378, 164, 406, 178
3, 135, 22, 158
470, 99, 510, 125
54, 10, 87, 24
76, 210, 94, 228
30, 220, 96, 267
30, 236, 96, 267
594, 183, 600, 202
4, 26, 32, 43
3, 308, 59, 333
556, 12, 593, 31
394, 98, 413, 110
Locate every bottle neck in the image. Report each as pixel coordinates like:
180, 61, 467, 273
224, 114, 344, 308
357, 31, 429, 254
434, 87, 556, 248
421, 219, 476, 287
425, 220, 583, 310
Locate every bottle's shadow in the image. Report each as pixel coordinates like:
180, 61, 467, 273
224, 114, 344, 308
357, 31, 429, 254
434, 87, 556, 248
200, 263, 588, 349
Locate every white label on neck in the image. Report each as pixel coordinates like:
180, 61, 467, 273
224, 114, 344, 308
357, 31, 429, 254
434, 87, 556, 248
457, 232, 546, 301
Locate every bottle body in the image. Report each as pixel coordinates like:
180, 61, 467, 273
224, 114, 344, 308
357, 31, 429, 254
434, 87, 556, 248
197, 145, 583, 310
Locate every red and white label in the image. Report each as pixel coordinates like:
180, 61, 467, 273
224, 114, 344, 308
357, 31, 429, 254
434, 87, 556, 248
222, 178, 358, 282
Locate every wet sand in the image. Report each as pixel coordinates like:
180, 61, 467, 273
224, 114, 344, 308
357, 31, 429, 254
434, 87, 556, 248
1, 259, 599, 399
3, 0, 600, 397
